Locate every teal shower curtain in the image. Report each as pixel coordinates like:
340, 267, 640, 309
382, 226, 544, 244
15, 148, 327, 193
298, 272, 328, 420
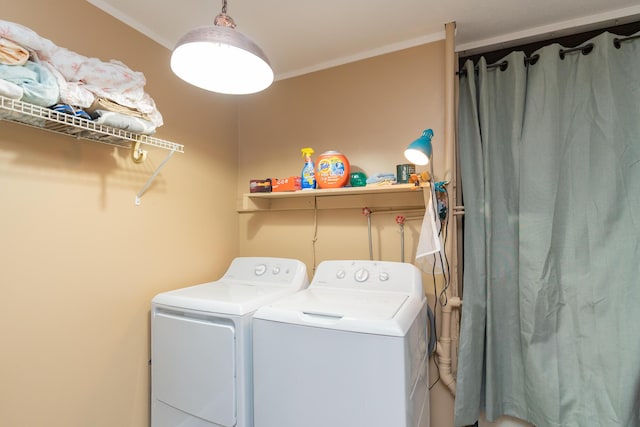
455, 31, 640, 427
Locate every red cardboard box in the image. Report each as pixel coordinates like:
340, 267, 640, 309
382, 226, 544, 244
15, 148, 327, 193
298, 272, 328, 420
272, 176, 302, 192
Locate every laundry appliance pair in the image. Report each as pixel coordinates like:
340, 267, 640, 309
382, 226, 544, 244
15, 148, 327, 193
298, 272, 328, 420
151, 257, 430, 427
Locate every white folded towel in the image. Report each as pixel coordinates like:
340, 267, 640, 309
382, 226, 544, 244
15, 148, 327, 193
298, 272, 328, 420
0, 78, 24, 99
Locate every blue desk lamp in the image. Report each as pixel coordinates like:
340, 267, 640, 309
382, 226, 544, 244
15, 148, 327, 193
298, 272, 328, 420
405, 128, 439, 232
404, 129, 434, 166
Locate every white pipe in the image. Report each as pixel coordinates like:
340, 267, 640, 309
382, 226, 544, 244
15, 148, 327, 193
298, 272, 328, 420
437, 296, 461, 395
437, 21, 461, 397
444, 21, 458, 299
443, 23, 456, 186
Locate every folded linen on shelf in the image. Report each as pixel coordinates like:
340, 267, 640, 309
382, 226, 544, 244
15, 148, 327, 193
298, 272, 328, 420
0, 61, 59, 106
366, 172, 397, 185
86, 97, 152, 121
0, 37, 29, 65
92, 110, 156, 135
0, 78, 24, 100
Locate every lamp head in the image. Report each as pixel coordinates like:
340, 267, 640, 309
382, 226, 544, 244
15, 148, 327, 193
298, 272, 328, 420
170, 0, 274, 95
404, 129, 434, 165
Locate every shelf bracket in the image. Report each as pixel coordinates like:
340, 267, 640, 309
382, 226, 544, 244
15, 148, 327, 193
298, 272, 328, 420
135, 149, 176, 206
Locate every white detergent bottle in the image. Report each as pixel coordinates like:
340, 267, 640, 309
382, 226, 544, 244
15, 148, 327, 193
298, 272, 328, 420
301, 147, 316, 190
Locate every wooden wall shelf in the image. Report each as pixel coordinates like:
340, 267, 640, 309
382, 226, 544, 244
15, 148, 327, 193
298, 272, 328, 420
238, 183, 430, 212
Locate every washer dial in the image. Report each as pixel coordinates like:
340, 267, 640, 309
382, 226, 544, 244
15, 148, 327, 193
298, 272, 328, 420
254, 264, 267, 276
354, 268, 369, 283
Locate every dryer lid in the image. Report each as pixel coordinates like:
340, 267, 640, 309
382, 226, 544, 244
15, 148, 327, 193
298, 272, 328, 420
253, 288, 425, 336
152, 281, 300, 315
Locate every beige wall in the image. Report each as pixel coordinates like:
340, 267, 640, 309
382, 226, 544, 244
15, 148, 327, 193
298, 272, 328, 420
1, 1, 239, 426
236, 42, 456, 425
1, 1, 456, 426
236, 43, 448, 266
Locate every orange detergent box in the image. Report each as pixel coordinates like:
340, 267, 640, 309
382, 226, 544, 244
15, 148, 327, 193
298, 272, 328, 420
272, 176, 302, 192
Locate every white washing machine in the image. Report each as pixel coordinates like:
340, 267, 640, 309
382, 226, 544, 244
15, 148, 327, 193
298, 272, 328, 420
150, 257, 309, 427
252, 260, 430, 427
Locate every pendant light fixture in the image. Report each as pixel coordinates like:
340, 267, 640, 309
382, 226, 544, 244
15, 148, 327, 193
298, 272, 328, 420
170, 0, 274, 95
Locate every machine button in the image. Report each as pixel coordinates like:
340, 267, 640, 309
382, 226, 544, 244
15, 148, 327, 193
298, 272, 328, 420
336, 270, 346, 279
272, 266, 281, 275
354, 268, 369, 283
255, 264, 267, 276
379, 272, 389, 281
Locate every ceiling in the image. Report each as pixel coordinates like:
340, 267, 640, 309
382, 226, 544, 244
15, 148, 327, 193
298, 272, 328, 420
87, 0, 640, 81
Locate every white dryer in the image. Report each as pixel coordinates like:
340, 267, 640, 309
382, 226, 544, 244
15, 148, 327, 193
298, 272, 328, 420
151, 257, 308, 427
252, 260, 430, 427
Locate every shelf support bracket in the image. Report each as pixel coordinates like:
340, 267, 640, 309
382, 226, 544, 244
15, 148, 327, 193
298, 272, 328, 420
135, 149, 176, 205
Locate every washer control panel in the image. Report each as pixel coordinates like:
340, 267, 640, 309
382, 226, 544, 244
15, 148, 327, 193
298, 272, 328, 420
312, 260, 422, 295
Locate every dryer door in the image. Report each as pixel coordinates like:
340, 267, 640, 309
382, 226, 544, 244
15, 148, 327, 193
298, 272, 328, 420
153, 311, 236, 426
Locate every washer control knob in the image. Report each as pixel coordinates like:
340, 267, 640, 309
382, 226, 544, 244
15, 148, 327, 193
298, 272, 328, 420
336, 270, 346, 279
379, 272, 390, 281
355, 268, 369, 283
255, 264, 267, 276
272, 266, 281, 275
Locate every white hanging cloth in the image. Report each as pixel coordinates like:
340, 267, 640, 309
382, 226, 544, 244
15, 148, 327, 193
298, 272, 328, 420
415, 187, 444, 274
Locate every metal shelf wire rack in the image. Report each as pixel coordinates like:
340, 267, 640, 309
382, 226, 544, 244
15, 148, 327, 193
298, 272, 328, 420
0, 95, 184, 153
0, 95, 184, 205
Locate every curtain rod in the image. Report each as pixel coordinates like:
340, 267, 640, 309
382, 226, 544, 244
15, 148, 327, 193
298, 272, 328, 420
614, 34, 640, 48
457, 55, 538, 77
458, 34, 639, 77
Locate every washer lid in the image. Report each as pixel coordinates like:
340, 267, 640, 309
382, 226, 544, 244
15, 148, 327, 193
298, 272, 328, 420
152, 281, 300, 315
253, 288, 424, 336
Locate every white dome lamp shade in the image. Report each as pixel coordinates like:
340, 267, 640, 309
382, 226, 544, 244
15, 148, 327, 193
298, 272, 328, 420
404, 129, 434, 166
170, 0, 274, 95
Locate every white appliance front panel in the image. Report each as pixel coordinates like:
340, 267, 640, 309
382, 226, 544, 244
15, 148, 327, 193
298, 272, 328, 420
253, 319, 411, 427
153, 311, 236, 427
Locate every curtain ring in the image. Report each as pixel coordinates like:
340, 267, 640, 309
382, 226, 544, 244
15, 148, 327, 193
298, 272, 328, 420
559, 43, 594, 60
524, 54, 539, 66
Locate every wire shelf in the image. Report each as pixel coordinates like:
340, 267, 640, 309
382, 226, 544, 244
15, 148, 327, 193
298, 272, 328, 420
0, 96, 184, 153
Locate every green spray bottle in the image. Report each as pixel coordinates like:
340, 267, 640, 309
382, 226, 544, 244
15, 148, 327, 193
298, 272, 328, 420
301, 147, 316, 190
